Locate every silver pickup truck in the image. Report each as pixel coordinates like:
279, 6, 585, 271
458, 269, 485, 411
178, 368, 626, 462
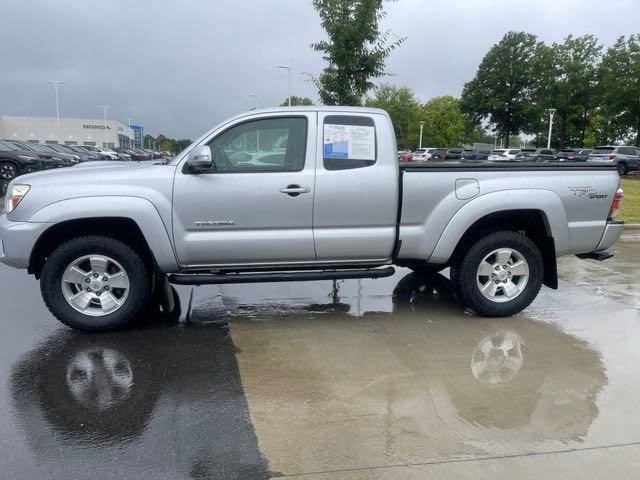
0, 107, 625, 331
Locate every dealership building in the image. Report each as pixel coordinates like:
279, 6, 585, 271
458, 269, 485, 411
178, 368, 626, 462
0, 115, 143, 148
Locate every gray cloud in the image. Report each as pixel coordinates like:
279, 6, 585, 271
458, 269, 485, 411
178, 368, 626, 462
1, 0, 639, 138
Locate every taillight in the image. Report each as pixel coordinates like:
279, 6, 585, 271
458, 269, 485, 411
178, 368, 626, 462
609, 154, 617, 160
609, 187, 624, 219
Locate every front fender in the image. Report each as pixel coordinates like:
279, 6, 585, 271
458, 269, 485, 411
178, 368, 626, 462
428, 189, 569, 263
28, 196, 179, 272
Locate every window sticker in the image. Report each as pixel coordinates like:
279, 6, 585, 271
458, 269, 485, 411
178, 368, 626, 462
324, 124, 375, 160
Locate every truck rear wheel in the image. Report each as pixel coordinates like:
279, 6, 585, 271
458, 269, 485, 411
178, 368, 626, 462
40, 236, 152, 331
451, 231, 543, 317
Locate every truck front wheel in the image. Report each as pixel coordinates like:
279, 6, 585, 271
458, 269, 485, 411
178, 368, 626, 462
451, 231, 543, 317
40, 236, 152, 331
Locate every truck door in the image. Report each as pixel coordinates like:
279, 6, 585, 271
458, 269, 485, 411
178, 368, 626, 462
313, 112, 399, 261
172, 113, 317, 267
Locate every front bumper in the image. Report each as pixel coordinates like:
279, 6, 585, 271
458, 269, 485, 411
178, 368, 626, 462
0, 214, 52, 269
596, 220, 625, 251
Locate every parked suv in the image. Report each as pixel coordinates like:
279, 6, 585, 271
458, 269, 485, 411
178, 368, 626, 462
588, 146, 640, 176
515, 148, 557, 162
0, 140, 40, 180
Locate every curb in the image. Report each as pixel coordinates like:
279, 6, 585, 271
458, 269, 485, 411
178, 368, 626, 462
624, 223, 640, 231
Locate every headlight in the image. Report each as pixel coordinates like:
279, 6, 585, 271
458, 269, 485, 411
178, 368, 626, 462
17, 155, 37, 161
5, 184, 30, 214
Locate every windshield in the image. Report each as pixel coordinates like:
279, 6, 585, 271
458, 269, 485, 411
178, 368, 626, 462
0, 140, 21, 151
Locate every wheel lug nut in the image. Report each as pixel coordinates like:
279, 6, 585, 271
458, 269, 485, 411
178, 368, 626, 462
85, 278, 91, 283
494, 280, 499, 284
503, 265, 507, 269
102, 277, 108, 282
104, 286, 109, 291
86, 288, 91, 292
93, 273, 99, 278
96, 292, 102, 296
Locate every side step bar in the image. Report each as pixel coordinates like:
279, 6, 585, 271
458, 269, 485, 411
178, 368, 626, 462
576, 251, 614, 261
169, 266, 396, 286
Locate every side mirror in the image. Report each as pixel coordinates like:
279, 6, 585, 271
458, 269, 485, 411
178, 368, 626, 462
186, 145, 213, 173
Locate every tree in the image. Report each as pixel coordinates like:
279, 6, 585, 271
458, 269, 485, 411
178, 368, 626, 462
280, 96, 314, 106
598, 35, 640, 146
461, 31, 546, 147
365, 84, 420, 148
420, 96, 473, 147
311, 0, 405, 105
543, 35, 602, 147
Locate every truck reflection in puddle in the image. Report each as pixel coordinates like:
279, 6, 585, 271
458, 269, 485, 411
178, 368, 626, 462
10, 273, 606, 478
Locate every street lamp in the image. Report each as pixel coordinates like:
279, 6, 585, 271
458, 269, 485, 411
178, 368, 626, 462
419, 121, 425, 149
248, 94, 258, 110
277, 65, 292, 106
99, 105, 110, 148
546, 108, 557, 149
47, 81, 66, 142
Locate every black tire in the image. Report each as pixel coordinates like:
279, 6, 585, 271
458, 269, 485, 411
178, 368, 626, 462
617, 162, 628, 176
450, 231, 543, 317
0, 161, 18, 180
40, 236, 153, 332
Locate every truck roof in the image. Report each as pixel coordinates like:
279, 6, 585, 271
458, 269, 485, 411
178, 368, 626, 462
236, 106, 389, 117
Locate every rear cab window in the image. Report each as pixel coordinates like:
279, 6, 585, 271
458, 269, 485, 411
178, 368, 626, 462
323, 115, 376, 170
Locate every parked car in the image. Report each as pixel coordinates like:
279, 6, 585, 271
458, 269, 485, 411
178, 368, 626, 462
0, 140, 41, 180
412, 148, 443, 162
66, 145, 101, 162
399, 151, 413, 162
46, 144, 82, 164
461, 149, 491, 160
77, 145, 113, 160
428, 148, 451, 160
574, 149, 592, 161
0, 106, 624, 331
587, 145, 640, 176
515, 148, 557, 162
3, 140, 70, 169
488, 149, 506, 160
488, 149, 521, 161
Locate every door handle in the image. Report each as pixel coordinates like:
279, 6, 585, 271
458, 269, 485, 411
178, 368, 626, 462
280, 185, 310, 197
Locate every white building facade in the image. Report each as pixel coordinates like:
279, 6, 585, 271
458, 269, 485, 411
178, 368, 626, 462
0, 115, 136, 148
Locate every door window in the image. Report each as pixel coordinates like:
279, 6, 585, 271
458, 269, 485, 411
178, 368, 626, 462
206, 117, 307, 173
323, 115, 376, 170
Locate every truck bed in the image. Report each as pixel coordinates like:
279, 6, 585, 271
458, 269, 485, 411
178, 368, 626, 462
400, 161, 618, 171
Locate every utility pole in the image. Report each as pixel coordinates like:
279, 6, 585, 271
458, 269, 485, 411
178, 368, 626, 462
47, 81, 66, 142
277, 65, 292, 106
419, 121, 425, 149
99, 105, 110, 148
546, 108, 557, 149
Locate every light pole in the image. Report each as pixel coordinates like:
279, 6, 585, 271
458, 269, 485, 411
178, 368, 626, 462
47, 81, 66, 142
99, 105, 110, 148
419, 120, 425, 149
277, 65, 292, 106
248, 94, 258, 110
546, 108, 557, 149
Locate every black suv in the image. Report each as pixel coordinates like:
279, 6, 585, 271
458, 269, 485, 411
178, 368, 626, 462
0, 139, 41, 180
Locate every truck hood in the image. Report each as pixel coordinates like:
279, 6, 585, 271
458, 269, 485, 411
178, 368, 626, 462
10, 161, 178, 222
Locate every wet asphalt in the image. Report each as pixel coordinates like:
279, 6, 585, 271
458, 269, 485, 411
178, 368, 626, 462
0, 234, 639, 479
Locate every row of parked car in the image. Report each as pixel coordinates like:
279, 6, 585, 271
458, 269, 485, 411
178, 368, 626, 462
0, 140, 170, 181
400, 146, 639, 175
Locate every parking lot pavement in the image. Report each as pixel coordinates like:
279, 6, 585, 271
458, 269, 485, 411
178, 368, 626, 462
0, 235, 639, 479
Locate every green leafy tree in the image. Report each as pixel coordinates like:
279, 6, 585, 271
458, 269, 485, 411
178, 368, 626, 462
598, 35, 640, 145
461, 31, 547, 147
280, 96, 314, 106
420, 96, 472, 147
365, 84, 420, 149
311, 0, 405, 105
543, 35, 603, 147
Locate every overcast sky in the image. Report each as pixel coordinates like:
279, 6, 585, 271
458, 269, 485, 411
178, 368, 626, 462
2, 0, 639, 139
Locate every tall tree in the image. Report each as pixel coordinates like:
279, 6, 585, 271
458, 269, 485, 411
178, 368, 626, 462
365, 84, 420, 148
420, 96, 473, 147
598, 35, 640, 146
545, 35, 602, 147
280, 96, 314, 106
461, 31, 546, 147
311, 0, 405, 105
